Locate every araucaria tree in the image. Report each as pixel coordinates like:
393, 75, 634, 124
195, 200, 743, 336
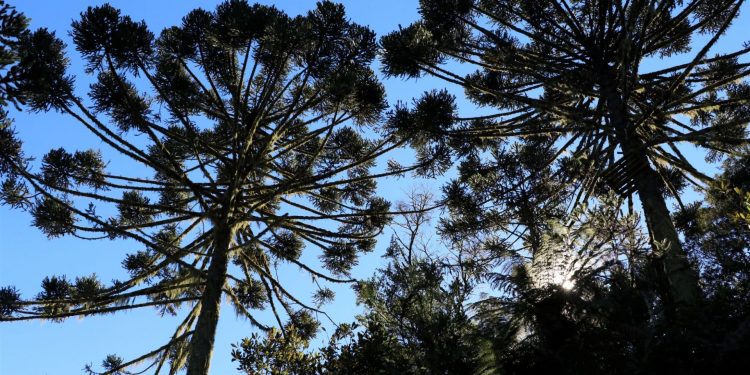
0, 0, 28, 107
0, 1, 409, 373
381, 0, 750, 319
0, 0, 28, 187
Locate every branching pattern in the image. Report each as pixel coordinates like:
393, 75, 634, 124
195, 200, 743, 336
381, 0, 750, 317
0, 1, 420, 373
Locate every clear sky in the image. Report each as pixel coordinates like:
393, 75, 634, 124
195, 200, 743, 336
1, 1, 748, 374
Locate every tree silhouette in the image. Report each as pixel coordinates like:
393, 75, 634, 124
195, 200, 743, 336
0, 0, 29, 201
473, 195, 659, 374
0, 0, 28, 107
673, 152, 750, 364
381, 0, 750, 319
0, 1, 415, 373
233, 190, 485, 374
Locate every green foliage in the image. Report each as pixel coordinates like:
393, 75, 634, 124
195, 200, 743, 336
0, 3, 30, 210
474, 196, 656, 374
385, 90, 459, 175
40, 148, 106, 190
31, 196, 76, 238
15, 28, 73, 111
235, 253, 484, 375
0, 285, 21, 318
232, 309, 323, 375
233, 327, 321, 375
349, 261, 482, 374
0, 1, 29, 107
235, 190, 484, 374
381, 0, 750, 322
0, 0, 28, 107
381, 0, 750, 207
0, 1, 27, 62
470, 177, 750, 374
1, 1, 410, 373
380, 22, 442, 78
672, 153, 750, 366
675, 154, 750, 301
738, 190, 750, 226
232, 278, 268, 311
0, 110, 24, 178
3, 1, 749, 374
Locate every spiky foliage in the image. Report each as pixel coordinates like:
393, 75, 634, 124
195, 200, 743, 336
233, 190, 484, 374
344, 252, 481, 373
0, 0, 28, 107
347, 191, 481, 374
232, 324, 321, 375
673, 151, 750, 365
0, 2, 417, 374
0, 1, 29, 208
381, 0, 750, 318
437, 134, 575, 290
471, 167, 750, 374
474, 196, 662, 374
676, 153, 750, 300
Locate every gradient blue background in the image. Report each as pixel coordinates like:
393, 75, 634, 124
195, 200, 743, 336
1, 1, 748, 374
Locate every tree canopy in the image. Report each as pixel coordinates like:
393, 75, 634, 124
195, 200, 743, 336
381, 0, 750, 320
1, 1, 749, 374
0, 1, 417, 373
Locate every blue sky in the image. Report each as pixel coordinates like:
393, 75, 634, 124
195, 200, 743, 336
1, 1, 749, 374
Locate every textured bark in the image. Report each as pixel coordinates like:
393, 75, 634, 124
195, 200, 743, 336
186, 222, 233, 375
603, 81, 702, 316
622, 139, 702, 313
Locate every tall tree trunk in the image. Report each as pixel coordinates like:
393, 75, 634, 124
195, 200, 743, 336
622, 139, 702, 314
186, 222, 233, 375
602, 82, 702, 318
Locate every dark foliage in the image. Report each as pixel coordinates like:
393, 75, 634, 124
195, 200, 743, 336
0, 0, 28, 107
234, 192, 484, 374
2, 1, 749, 374
0, 1, 416, 374
381, 0, 750, 324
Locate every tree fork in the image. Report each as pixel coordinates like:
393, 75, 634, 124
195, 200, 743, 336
186, 221, 234, 375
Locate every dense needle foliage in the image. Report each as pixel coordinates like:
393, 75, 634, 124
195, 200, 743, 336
233, 191, 485, 375
0, 1, 417, 373
1, 1, 749, 374
381, 0, 750, 318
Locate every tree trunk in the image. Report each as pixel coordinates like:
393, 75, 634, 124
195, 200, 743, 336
621, 139, 702, 315
602, 82, 702, 318
186, 222, 233, 375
